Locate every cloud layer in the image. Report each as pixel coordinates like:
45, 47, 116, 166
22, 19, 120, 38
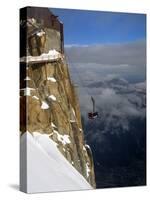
65, 40, 146, 65
65, 40, 146, 83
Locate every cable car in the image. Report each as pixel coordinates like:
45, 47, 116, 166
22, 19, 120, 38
88, 96, 99, 119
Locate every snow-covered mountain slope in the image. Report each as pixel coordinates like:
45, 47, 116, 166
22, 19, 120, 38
21, 132, 93, 193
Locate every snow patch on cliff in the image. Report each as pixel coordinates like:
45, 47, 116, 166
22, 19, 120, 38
48, 95, 57, 101
41, 101, 49, 109
52, 130, 71, 145
70, 119, 76, 123
24, 76, 31, 80
36, 30, 45, 37
57, 133, 71, 145
20, 49, 61, 63
32, 96, 39, 100
47, 77, 57, 82
51, 122, 57, 128
86, 163, 91, 178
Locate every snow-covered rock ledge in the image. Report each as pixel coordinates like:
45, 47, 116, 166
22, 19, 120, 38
20, 50, 62, 63
20, 132, 93, 193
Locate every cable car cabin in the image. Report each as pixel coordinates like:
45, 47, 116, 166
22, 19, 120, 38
88, 112, 98, 119
88, 96, 99, 119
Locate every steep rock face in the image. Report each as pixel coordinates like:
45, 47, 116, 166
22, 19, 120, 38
20, 8, 96, 188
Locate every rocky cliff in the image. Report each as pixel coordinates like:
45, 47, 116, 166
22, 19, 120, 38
20, 8, 96, 188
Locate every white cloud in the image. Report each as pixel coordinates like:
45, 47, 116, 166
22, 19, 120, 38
66, 40, 146, 83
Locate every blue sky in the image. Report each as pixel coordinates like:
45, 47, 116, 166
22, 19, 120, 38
51, 8, 146, 45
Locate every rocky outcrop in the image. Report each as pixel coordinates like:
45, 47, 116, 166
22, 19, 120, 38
20, 7, 96, 188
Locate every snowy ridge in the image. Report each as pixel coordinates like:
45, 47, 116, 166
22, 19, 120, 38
21, 132, 92, 193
